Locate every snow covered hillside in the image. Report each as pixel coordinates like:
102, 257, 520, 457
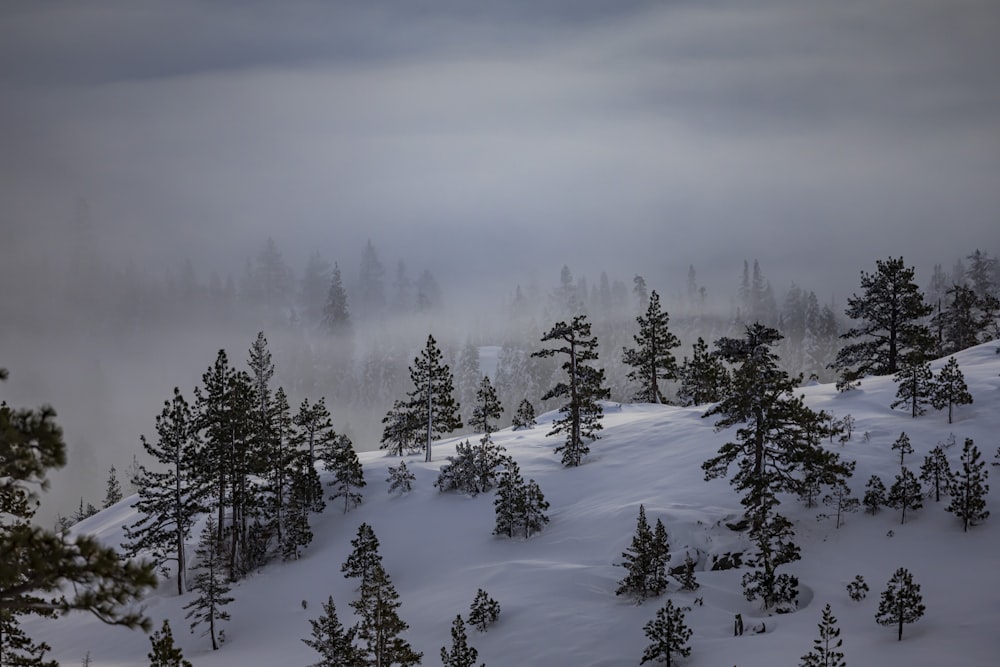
29, 342, 1000, 666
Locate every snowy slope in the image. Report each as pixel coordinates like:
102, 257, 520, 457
27, 342, 1000, 666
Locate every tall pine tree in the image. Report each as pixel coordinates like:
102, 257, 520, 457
184, 517, 233, 651
407, 335, 463, 462
932, 356, 973, 424
945, 438, 990, 531
876, 567, 925, 641
622, 290, 681, 404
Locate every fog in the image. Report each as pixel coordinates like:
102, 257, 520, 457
2, 0, 999, 522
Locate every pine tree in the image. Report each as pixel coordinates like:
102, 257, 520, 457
468, 589, 500, 631
440, 615, 482, 667
800, 604, 846, 667
407, 335, 463, 462
148, 619, 192, 667
322, 262, 352, 336
184, 517, 233, 651
103, 465, 122, 508
891, 431, 913, 465
532, 315, 610, 466
469, 376, 503, 435
676, 337, 729, 407
823, 481, 860, 529
282, 451, 318, 561
511, 399, 536, 430
863, 475, 887, 515
887, 467, 923, 524
350, 563, 422, 667
522, 479, 550, 538
945, 438, 990, 531
123, 389, 204, 596
876, 567, 925, 641
1, 368, 156, 641
341, 523, 383, 588
492, 462, 546, 539
322, 434, 365, 514
932, 283, 999, 354
741, 493, 800, 610
380, 399, 420, 456
640, 600, 692, 666
0, 609, 57, 667
832, 257, 934, 387
846, 575, 868, 601
622, 290, 681, 404
891, 360, 934, 418
677, 553, 699, 591
436, 439, 509, 496
387, 461, 416, 496
919, 445, 952, 502
932, 357, 973, 424
616, 505, 668, 602
302, 596, 363, 667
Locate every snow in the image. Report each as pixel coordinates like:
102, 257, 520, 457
27, 342, 1000, 666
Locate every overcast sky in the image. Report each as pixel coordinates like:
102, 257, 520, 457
2, 0, 999, 299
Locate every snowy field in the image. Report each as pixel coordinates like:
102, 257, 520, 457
29, 341, 1000, 666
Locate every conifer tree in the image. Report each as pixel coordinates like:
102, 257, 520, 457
891, 360, 934, 418
123, 388, 205, 595
468, 589, 500, 632
342, 523, 383, 588
387, 461, 416, 496
350, 563, 422, 667
511, 399, 536, 430
945, 438, 990, 531
863, 475, 887, 515
0, 609, 57, 667
932, 283, 999, 354
407, 335, 463, 462
640, 600, 692, 667
322, 262, 352, 336
440, 615, 482, 667
919, 445, 952, 502
103, 465, 122, 508
292, 397, 336, 474
437, 439, 510, 496
1, 368, 156, 640
622, 290, 681, 404
677, 553, 699, 592
302, 595, 362, 667
532, 315, 610, 466
846, 575, 868, 601
932, 357, 973, 424
521, 478, 550, 539
148, 619, 192, 667
493, 463, 524, 539
891, 431, 913, 465
887, 467, 923, 524
823, 481, 860, 530
282, 451, 318, 561
616, 505, 669, 601
676, 337, 729, 407
741, 493, 800, 610
876, 567, 925, 641
184, 517, 233, 651
380, 400, 420, 456
832, 257, 934, 387
469, 376, 503, 435
322, 434, 366, 513
800, 604, 846, 667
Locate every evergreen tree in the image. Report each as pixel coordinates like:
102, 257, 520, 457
616, 505, 669, 602
292, 397, 337, 509
640, 600, 692, 667
511, 399, 536, 430
322, 262, 352, 336
831, 257, 934, 387
677, 553, 699, 591
800, 604, 846, 667
469, 376, 503, 436
440, 615, 482, 667
103, 465, 122, 508
436, 439, 509, 496
0, 609, 57, 667
148, 619, 193, 667
846, 575, 869, 601
380, 399, 421, 456
282, 451, 318, 561
823, 481, 860, 529
891, 360, 934, 418
387, 461, 416, 496
887, 467, 923, 524
532, 315, 610, 467
493, 463, 525, 539
123, 387, 204, 595
1, 368, 156, 643
919, 445, 952, 502
676, 337, 729, 407
407, 335, 463, 462
350, 563, 422, 667
863, 475, 887, 515
322, 434, 366, 514
468, 589, 500, 632
891, 431, 913, 465
876, 567, 925, 641
521, 479, 550, 538
621, 290, 681, 404
932, 283, 999, 354
302, 595, 363, 667
741, 493, 800, 611
932, 357, 973, 424
455, 341, 483, 427
341, 523, 383, 588
184, 517, 233, 651
702, 324, 847, 525
945, 438, 990, 531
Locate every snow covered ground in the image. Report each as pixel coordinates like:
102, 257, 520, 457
29, 341, 1000, 666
